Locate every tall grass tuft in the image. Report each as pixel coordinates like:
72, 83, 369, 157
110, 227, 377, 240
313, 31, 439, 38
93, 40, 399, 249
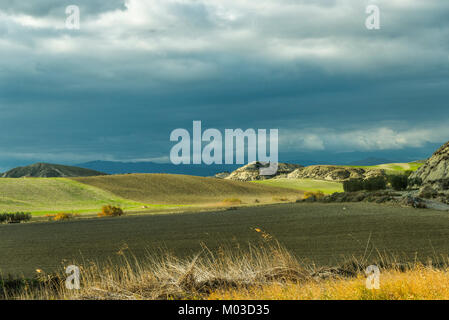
2, 242, 309, 300
4, 243, 449, 300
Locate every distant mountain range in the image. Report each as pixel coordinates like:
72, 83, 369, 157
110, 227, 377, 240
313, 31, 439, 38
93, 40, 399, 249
76, 158, 416, 176
0, 157, 428, 179
1, 163, 106, 178
76, 160, 240, 177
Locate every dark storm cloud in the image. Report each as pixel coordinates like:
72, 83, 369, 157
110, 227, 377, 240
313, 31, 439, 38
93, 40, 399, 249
0, 0, 448, 169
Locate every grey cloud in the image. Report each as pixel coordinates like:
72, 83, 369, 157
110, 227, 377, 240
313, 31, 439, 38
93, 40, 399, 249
0, 0, 126, 17
0, 0, 448, 168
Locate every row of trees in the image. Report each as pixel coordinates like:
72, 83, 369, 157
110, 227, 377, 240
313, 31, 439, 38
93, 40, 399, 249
343, 174, 422, 192
0, 212, 32, 223
343, 177, 387, 192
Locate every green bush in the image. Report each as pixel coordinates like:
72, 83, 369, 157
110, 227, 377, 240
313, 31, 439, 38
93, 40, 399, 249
343, 177, 387, 192
0, 212, 32, 224
364, 177, 387, 191
388, 175, 409, 191
408, 177, 422, 188
404, 170, 414, 177
343, 179, 364, 192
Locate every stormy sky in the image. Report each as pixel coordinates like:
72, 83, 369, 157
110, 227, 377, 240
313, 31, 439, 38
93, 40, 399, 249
0, 0, 448, 170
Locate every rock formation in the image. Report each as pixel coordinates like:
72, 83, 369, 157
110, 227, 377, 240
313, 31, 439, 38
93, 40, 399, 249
409, 141, 449, 192
225, 162, 302, 181
214, 171, 231, 179
225, 162, 386, 182
287, 165, 385, 182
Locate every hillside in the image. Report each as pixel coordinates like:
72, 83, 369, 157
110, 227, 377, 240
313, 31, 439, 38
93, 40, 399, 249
0, 178, 142, 214
72, 173, 300, 204
348, 162, 423, 172
254, 178, 344, 194
0, 173, 299, 214
1, 163, 106, 178
410, 141, 449, 191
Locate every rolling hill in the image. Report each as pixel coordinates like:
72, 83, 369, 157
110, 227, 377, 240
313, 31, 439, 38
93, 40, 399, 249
0, 173, 300, 214
348, 162, 424, 173
72, 173, 300, 204
1, 163, 106, 178
0, 178, 142, 214
254, 178, 344, 194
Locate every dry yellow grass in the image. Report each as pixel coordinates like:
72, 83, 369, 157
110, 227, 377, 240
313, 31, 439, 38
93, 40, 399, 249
209, 267, 449, 300
52, 213, 75, 221
2, 243, 306, 300
4, 241, 449, 300
303, 190, 325, 200
222, 198, 243, 205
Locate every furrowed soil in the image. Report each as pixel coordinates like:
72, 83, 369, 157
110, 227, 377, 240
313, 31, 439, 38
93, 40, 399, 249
2, 202, 449, 277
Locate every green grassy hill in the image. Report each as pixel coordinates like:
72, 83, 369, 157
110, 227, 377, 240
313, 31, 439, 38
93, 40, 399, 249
0, 174, 300, 215
0, 162, 420, 216
72, 173, 300, 204
0, 178, 143, 215
347, 162, 424, 173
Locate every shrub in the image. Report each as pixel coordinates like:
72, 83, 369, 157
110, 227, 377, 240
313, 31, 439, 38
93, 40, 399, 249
0, 212, 31, 224
364, 177, 387, 191
222, 198, 242, 205
404, 170, 414, 177
304, 191, 325, 200
388, 175, 409, 191
53, 213, 73, 221
343, 177, 387, 192
343, 179, 364, 192
98, 205, 124, 217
